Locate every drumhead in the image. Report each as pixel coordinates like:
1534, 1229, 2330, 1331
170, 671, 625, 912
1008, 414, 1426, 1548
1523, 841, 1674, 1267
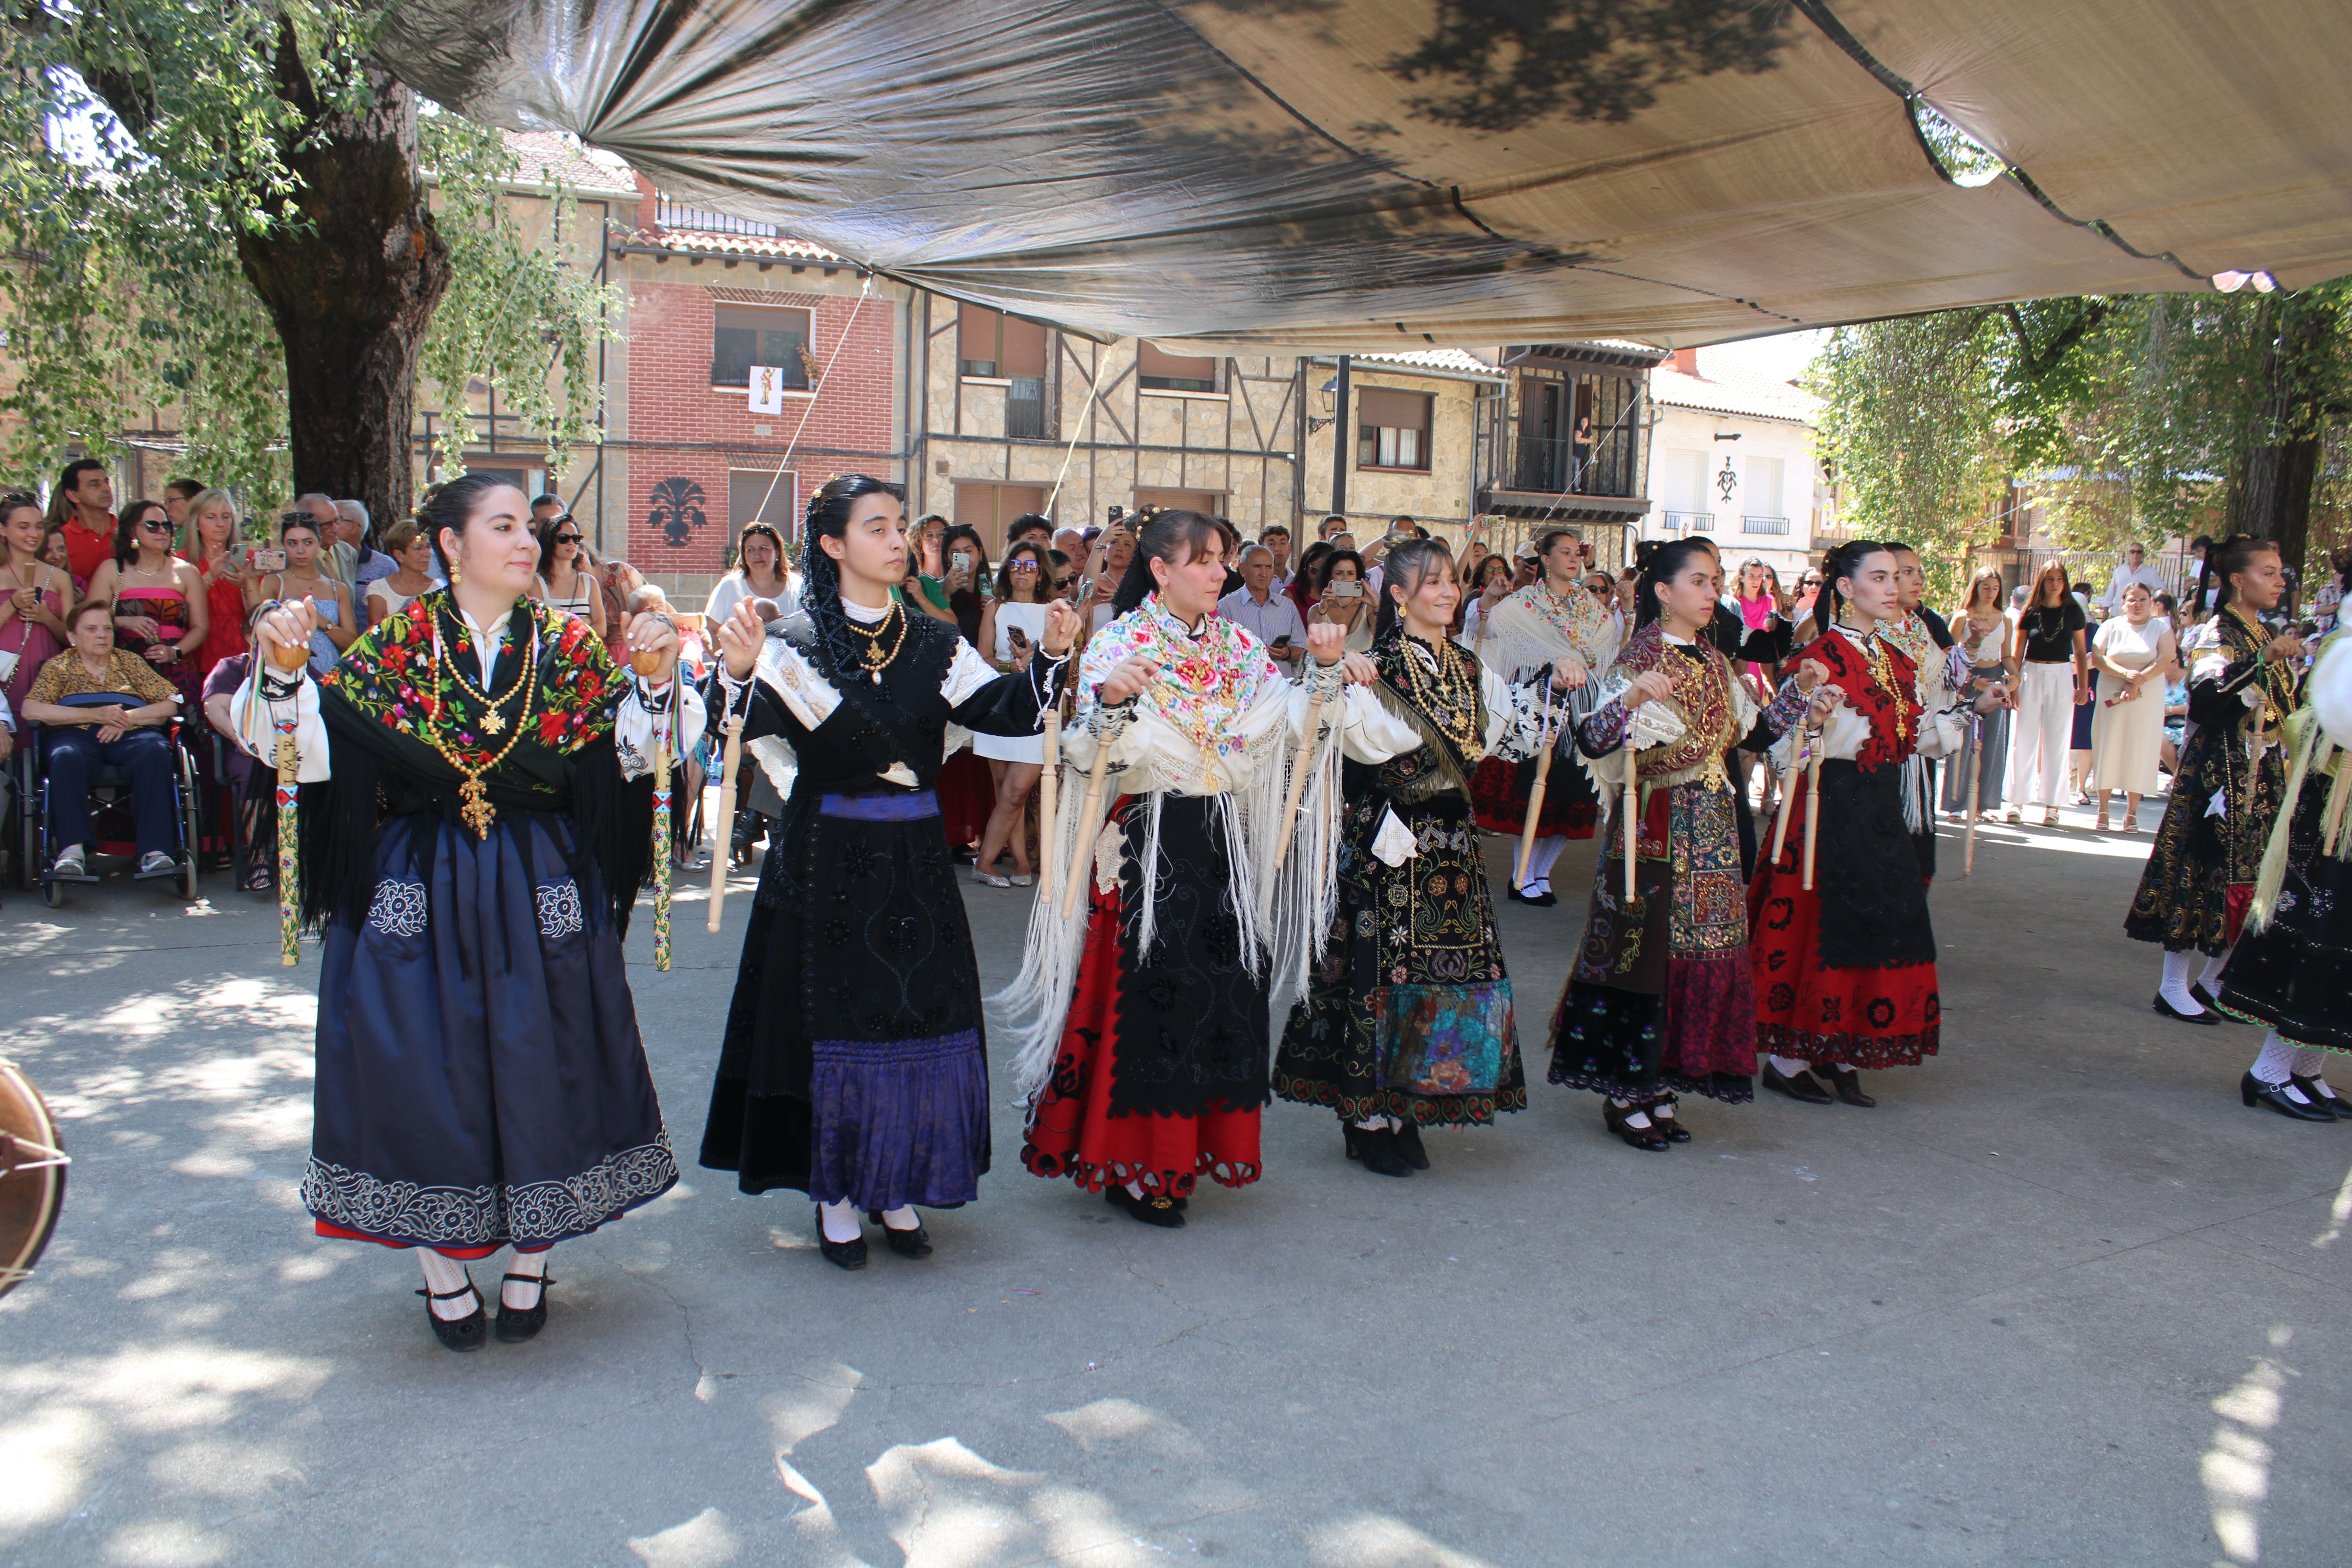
0, 1058, 67, 1299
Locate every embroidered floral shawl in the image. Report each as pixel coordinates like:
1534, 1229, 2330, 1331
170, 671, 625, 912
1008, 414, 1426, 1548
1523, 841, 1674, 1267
1791, 625, 1921, 773
1080, 593, 1284, 771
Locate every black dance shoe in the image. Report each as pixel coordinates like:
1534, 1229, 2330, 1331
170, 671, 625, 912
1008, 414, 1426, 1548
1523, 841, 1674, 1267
494, 1271, 554, 1343
2153, 992, 2219, 1026
2241, 1072, 2336, 1122
816, 1216, 869, 1269
1106, 1185, 1187, 1227
1391, 1119, 1431, 1169
1818, 1067, 1877, 1108
867, 1210, 936, 1258
1603, 1100, 1670, 1151
1647, 1097, 1693, 1141
1532, 888, 1559, 907
1506, 884, 1532, 904
1360, 1126, 1413, 1177
1761, 1062, 1834, 1104
417, 1275, 486, 1352
2290, 1077, 2349, 1121
2190, 981, 2231, 1014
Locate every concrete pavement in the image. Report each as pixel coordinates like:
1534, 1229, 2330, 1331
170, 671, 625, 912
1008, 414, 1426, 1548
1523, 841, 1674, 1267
2, 792, 2347, 1567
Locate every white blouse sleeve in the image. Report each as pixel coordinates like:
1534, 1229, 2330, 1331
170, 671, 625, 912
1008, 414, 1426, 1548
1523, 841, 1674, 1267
231, 667, 328, 782
613, 675, 706, 781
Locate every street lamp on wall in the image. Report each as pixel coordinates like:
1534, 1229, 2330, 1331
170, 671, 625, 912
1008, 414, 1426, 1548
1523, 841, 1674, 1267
1308, 375, 1338, 435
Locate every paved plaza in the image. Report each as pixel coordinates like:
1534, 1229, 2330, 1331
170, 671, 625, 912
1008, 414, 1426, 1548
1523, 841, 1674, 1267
3, 801, 2347, 1567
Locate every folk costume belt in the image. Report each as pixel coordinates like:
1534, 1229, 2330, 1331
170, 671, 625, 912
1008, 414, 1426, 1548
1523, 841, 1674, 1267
818, 790, 939, 821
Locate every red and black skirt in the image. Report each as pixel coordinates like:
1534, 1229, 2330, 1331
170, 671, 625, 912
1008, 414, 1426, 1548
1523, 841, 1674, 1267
1748, 760, 1941, 1068
1469, 753, 1596, 838
1020, 793, 1267, 1196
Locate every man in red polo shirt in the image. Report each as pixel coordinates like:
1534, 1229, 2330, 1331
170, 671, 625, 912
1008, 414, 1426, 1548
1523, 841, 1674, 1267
53, 459, 117, 581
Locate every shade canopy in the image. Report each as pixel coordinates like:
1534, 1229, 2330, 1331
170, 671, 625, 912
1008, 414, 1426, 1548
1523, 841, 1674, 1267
379, 0, 2352, 351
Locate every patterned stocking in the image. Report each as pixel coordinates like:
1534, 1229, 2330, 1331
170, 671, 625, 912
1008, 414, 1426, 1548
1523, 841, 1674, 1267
2159, 950, 2204, 1014
417, 1250, 476, 1321
2250, 1032, 2301, 1093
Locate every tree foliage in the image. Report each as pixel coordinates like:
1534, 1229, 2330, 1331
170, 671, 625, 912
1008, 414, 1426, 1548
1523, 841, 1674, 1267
1809, 310, 2007, 606
0, 0, 612, 519
1811, 283, 2352, 600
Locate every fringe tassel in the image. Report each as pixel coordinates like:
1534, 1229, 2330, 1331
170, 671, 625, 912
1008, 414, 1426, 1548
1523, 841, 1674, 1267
2247, 714, 2323, 937
1258, 719, 1342, 1035
992, 730, 1118, 1106
1900, 753, 1930, 838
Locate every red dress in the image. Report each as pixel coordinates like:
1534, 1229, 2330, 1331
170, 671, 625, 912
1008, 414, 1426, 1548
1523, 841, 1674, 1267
185, 556, 250, 677
1747, 627, 1942, 1069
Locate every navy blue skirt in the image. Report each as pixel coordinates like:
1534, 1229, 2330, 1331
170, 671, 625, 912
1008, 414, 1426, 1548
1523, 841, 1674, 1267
302, 811, 677, 1256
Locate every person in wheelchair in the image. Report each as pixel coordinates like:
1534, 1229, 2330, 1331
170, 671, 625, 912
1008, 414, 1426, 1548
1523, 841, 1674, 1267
21, 599, 183, 879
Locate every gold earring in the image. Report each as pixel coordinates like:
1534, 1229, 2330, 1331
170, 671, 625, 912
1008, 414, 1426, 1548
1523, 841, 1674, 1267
449, 557, 463, 586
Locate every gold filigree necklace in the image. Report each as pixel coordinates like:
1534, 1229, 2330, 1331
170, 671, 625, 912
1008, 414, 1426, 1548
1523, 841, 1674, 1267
842, 600, 907, 683
424, 617, 541, 836
437, 606, 534, 735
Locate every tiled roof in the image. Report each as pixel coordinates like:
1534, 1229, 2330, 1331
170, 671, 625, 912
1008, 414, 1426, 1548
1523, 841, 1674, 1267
1355, 347, 1502, 377
1650, 348, 1820, 425
501, 130, 639, 194
624, 227, 849, 264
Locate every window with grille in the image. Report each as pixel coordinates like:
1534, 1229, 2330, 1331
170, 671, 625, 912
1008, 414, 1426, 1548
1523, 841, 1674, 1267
712, 304, 810, 389
1356, 388, 1433, 472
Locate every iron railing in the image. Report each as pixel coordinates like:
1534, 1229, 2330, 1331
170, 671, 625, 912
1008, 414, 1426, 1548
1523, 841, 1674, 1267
656, 199, 780, 237
1741, 515, 1791, 535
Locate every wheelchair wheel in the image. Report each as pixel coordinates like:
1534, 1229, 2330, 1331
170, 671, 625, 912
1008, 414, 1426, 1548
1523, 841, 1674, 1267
178, 856, 199, 901
176, 741, 202, 900
41, 876, 61, 909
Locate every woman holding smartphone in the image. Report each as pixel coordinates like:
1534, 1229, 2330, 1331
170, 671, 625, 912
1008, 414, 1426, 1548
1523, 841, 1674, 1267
0, 488, 71, 719
87, 499, 209, 713
1308, 549, 1374, 653
971, 539, 1055, 886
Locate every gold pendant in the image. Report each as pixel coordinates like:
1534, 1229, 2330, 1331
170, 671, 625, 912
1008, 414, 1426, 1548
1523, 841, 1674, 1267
479, 709, 504, 735
458, 775, 497, 838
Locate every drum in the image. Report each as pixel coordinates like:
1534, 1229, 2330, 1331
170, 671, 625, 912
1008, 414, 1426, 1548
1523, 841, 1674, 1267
0, 1058, 67, 1299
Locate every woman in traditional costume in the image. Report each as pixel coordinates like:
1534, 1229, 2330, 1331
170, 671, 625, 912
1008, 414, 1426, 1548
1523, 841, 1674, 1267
1883, 543, 1964, 878
1941, 569, 2014, 822
697, 477, 1074, 1268
2127, 535, 2305, 1029
237, 474, 697, 1352
1272, 539, 1572, 1176
2217, 624, 2352, 1118
1004, 509, 1371, 1227
1468, 528, 1617, 904
1748, 541, 1950, 1109
1548, 541, 1827, 1147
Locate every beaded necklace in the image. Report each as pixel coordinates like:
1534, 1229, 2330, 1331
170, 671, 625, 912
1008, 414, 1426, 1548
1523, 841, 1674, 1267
1387, 629, 1485, 762
423, 610, 541, 837
841, 599, 907, 682
1836, 619, 1913, 748
436, 606, 534, 734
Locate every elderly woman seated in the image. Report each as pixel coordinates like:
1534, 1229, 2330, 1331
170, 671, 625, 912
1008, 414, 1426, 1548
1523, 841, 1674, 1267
21, 598, 183, 878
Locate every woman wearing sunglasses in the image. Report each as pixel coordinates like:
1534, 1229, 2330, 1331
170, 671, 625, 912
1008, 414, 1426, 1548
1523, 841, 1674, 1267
531, 515, 608, 640
86, 498, 209, 713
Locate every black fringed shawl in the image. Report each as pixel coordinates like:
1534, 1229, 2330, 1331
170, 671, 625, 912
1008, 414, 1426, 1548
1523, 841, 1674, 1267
292, 591, 655, 936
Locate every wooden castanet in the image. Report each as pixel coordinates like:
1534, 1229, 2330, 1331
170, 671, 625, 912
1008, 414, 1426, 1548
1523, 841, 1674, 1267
1801, 738, 1824, 891
1272, 694, 1325, 871
1620, 721, 1638, 901
1060, 731, 1115, 921
1963, 714, 1985, 876
1769, 734, 1804, 867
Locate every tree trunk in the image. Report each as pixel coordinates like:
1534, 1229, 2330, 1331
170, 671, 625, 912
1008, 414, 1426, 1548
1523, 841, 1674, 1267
2225, 437, 2319, 594
235, 44, 450, 536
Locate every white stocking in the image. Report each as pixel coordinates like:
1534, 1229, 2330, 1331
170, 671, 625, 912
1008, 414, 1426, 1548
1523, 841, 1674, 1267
2159, 950, 2204, 1014
818, 1197, 862, 1242
879, 1205, 920, 1230
1609, 1096, 1652, 1129
502, 1247, 549, 1310
2199, 946, 2234, 995
1529, 836, 1568, 884
1768, 1054, 1812, 1077
417, 1250, 477, 1320
2250, 1032, 2301, 1094
2289, 1048, 2341, 1100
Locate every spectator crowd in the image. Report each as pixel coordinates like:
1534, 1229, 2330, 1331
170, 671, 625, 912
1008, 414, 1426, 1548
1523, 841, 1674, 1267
3, 453, 2339, 896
